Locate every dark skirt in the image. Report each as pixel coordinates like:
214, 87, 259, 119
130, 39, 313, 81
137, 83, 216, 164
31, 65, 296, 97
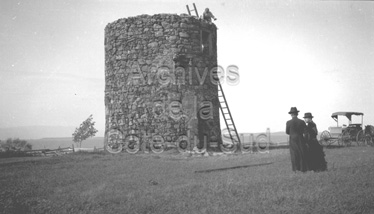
306, 139, 327, 172
289, 135, 308, 172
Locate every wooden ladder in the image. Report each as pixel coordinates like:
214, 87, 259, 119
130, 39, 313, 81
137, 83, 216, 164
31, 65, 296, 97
186, 3, 199, 17
218, 83, 241, 147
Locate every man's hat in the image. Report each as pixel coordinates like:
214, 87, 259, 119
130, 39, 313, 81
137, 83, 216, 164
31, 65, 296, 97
288, 107, 299, 114
303, 112, 314, 118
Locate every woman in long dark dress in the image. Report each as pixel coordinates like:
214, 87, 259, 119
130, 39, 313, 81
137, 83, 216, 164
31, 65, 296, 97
303, 113, 327, 172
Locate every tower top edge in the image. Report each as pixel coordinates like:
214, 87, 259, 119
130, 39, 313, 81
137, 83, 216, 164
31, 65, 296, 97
105, 13, 217, 29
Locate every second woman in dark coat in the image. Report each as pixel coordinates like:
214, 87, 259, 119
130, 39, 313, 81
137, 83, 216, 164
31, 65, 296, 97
303, 112, 327, 172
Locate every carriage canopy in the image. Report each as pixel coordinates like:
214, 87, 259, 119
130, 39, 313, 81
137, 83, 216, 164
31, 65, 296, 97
331, 112, 364, 122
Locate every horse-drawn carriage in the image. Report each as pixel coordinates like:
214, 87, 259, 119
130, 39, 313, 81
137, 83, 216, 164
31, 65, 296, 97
319, 112, 374, 146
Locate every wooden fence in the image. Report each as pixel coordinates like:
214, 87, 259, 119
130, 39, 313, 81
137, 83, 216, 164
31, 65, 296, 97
25, 145, 104, 157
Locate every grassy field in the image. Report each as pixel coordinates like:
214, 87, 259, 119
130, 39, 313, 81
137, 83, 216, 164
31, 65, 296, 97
1, 146, 374, 214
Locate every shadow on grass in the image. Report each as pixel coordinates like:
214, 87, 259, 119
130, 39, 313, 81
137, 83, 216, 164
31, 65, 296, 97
194, 162, 273, 173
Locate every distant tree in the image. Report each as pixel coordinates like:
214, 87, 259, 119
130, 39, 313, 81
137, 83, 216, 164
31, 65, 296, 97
72, 114, 98, 148
0, 138, 32, 151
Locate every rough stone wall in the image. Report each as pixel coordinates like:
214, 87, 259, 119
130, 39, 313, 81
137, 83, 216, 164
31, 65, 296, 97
104, 13, 221, 152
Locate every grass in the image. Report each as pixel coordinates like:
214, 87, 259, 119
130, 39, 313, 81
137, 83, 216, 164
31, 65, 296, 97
1, 147, 374, 214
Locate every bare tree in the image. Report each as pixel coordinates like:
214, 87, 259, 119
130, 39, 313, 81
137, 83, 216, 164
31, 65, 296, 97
72, 114, 98, 148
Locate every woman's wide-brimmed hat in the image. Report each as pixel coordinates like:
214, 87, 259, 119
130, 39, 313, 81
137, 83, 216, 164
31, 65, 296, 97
288, 107, 300, 114
303, 112, 314, 118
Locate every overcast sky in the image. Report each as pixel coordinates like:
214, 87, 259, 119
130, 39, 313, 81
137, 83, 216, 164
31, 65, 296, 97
1, 0, 373, 137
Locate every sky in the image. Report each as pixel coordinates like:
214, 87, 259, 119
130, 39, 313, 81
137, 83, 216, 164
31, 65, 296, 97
0, 0, 373, 138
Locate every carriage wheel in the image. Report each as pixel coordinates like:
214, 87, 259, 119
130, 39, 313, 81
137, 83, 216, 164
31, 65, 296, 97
356, 130, 365, 146
340, 130, 351, 147
319, 131, 332, 146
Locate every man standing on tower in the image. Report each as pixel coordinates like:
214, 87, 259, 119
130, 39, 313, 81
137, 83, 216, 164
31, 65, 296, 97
286, 107, 308, 172
203, 8, 217, 23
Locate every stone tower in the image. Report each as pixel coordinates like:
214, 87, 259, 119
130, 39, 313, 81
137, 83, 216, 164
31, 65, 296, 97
104, 14, 221, 153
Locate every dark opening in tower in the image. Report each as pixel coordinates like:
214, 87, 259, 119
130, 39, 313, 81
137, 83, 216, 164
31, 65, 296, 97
201, 30, 212, 56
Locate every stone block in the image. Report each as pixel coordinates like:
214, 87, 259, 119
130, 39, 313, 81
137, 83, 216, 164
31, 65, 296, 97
168, 36, 178, 41
155, 31, 163, 37
153, 24, 162, 29
180, 23, 189, 28
141, 65, 149, 72
138, 59, 146, 65
147, 42, 158, 48
179, 32, 189, 38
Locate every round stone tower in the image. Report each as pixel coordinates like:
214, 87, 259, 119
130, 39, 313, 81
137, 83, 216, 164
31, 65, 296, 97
104, 13, 221, 153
